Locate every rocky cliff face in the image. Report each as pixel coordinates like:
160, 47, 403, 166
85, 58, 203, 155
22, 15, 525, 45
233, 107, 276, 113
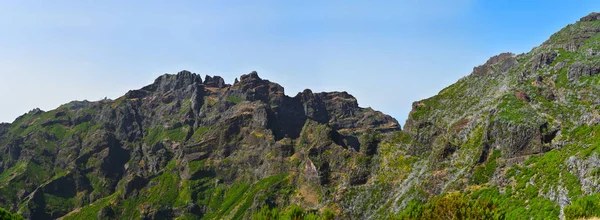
0, 70, 399, 219
3, 12, 600, 220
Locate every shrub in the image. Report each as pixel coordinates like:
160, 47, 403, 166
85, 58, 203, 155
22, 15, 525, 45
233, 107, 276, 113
395, 193, 504, 220
0, 207, 24, 220
565, 195, 600, 220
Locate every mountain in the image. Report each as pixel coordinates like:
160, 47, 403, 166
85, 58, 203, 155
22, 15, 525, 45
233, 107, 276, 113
398, 13, 600, 219
2, 12, 600, 220
0, 71, 399, 219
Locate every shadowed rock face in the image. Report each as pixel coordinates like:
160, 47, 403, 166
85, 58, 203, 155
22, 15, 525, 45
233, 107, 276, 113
568, 61, 600, 80
123, 70, 399, 139
0, 70, 399, 219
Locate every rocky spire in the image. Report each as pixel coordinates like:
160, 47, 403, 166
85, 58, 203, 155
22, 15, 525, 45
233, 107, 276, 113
239, 71, 261, 82
204, 75, 226, 88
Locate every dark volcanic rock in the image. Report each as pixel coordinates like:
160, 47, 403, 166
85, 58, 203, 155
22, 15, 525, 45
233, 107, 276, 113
0, 69, 400, 219
204, 75, 226, 88
567, 61, 600, 80
98, 206, 116, 219
125, 89, 150, 99
580, 12, 600, 22
143, 70, 203, 93
42, 173, 79, 198
0, 123, 10, 135
530, 51, 557, 73
123, 175, 149, 198
471, 52, 517, 76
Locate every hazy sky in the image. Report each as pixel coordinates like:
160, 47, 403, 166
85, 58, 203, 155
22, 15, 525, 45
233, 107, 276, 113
1, 1, 599, 125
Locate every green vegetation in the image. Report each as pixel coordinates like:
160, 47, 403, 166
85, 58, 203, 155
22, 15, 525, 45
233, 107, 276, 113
252, 204, 335, 220
226, 96, 243, 104
146, 172, 181, 205
472, 150, 501, 184
64, 122, 104, 139
116, 166, 185, 219
395, 192, 505, 220
2, 16, 600, 219
62, 193, 118, 220
471, 187, 559, 219
203, 174, 288, 220
360, 129, 381, 156
566, 124, 600, 158
495, 94, 538, 125
0, 206, 24, 220
565, 194, 600, 220
189, 126, 210, 141
46, 124, 67, 139
44, 194, 76, 218
0, 162, 26, 186
396, 187, 563, 220
145, 125, 190, 145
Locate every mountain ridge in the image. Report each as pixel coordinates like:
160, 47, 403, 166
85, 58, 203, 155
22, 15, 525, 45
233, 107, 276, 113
0, 69, 400, 219
1, 12, 600, 220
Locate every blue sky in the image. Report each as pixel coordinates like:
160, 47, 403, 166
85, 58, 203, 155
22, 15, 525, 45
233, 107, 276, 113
0, 0, 599, 125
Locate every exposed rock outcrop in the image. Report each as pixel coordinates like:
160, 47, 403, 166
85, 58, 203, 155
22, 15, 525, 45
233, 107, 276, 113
567, 61, 600, 80
471, 52, 517, 76
580, 12, 600, 22
0, 70, 399, 219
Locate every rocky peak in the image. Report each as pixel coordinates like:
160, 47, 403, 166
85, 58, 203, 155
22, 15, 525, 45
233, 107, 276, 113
204, 75, 226, 88
0, 68, 401, 219
297, 90, 361, 107
292, 89, 397, 133
239, 71, 261, 82
309, 91, 360, 118
298, 89, 313, 101
580, 12, 600, 22
471, 52, 517, 76
232, 71, 285, 102
318, 91, 359, 108
484, 53, 515, 66
28, 108, 44, 115
168, 70, 203, 86
141, 70, 202, 93
204, 75, 227, 88
542, 12, 600, 52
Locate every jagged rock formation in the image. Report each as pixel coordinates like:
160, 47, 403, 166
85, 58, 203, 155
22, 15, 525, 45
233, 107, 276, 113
2, 12, 600, 220
0, 70, 398, 219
